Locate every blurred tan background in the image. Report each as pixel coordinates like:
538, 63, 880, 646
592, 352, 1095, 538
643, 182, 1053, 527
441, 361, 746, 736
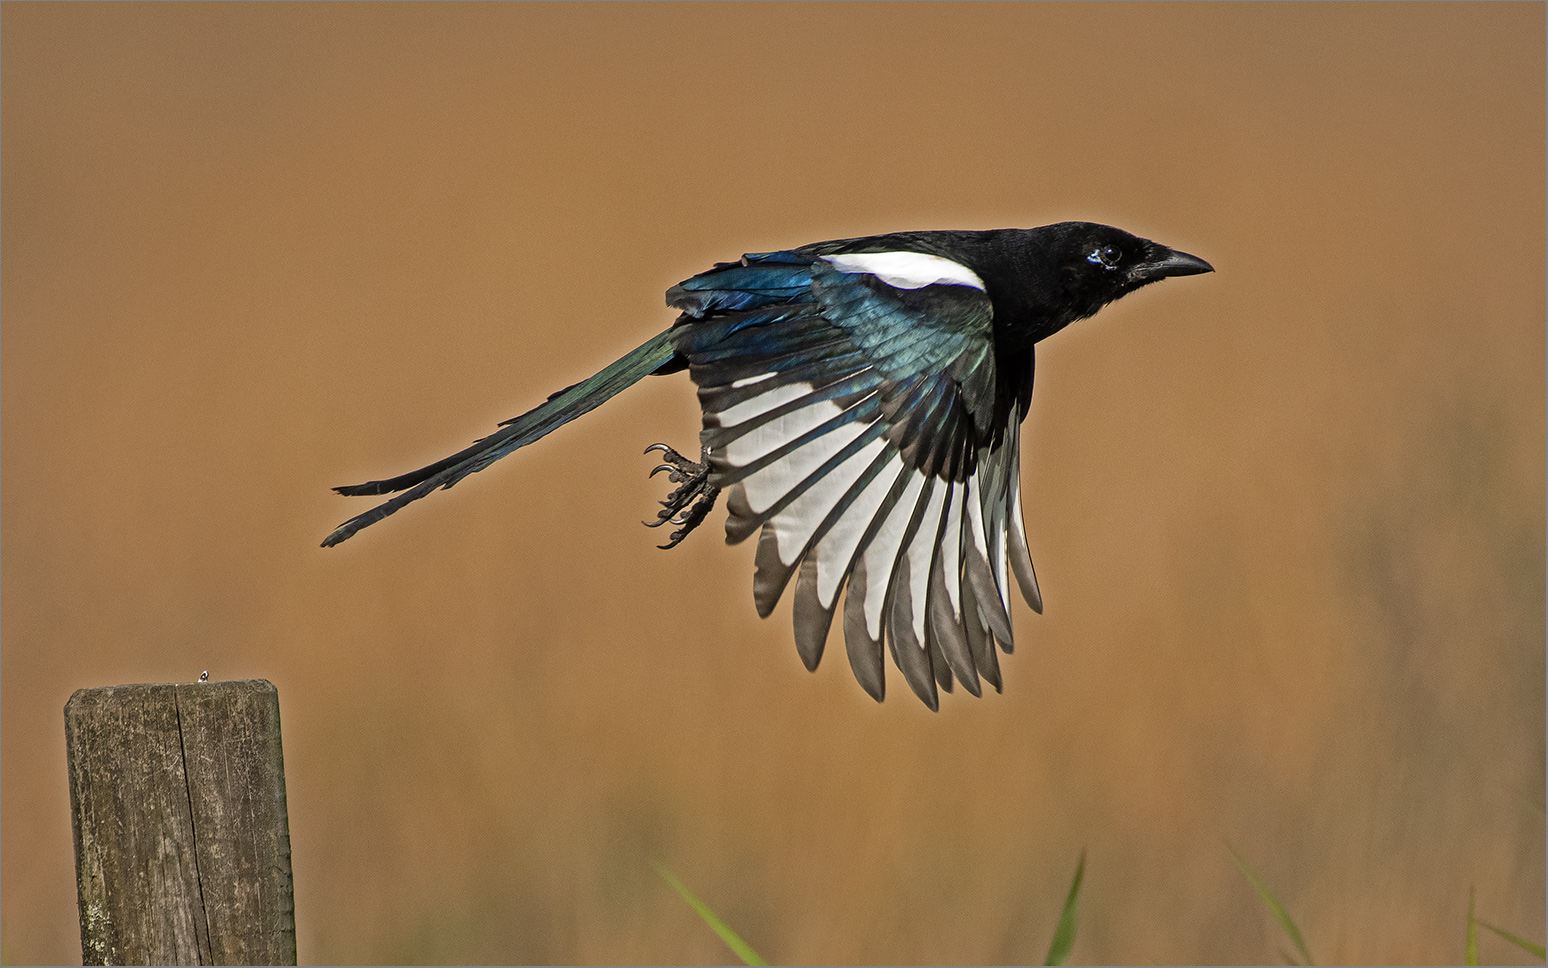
3, 3, 1543, 964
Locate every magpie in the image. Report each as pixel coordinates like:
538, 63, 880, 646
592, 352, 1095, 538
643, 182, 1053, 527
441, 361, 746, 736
323, 222, 1212, 709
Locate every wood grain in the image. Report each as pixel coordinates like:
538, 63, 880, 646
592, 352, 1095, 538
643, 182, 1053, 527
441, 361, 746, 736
65, 680, 295, 965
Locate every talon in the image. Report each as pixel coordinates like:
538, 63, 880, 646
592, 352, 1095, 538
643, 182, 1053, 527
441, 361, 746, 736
641, 441, 720, 549
660, 522, 699, 550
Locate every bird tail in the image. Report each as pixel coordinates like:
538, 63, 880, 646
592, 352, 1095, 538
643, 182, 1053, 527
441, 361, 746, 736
322, 328, 679, 547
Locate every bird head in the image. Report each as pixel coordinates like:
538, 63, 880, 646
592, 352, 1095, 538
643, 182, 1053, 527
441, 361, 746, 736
1042, 221, 1214, 323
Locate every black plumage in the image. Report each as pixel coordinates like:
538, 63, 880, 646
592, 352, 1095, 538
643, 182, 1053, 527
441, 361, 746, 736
324, 222, 1212, 709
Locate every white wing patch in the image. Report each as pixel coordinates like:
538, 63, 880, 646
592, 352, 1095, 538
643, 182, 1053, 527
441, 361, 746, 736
855, 471, 929, 639
812, 453, 904, 608
719, 424, 1043, 705
731, 371, 778, 389
763, 434, 889, 568
822, 251, 986, 292
899, 480, 949, 642
724, 398, 856, 515
939, 482, 964, 615
693, 340, 1044, 707
712, 380, 811, 429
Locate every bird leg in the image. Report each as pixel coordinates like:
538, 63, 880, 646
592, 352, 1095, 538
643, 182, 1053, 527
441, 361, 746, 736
643, 442, 720, 549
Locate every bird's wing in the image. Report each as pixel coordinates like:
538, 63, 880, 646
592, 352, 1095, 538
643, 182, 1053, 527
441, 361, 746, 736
669, 250, 1042, 709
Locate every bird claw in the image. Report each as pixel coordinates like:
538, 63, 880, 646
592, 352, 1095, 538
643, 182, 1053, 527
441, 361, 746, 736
642, 442, 720, 549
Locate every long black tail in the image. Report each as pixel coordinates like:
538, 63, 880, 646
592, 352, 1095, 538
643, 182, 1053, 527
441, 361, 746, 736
322, 329, 679, 547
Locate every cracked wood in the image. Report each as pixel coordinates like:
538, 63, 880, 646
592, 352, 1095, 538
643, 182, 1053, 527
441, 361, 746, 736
65, 679, 296, 966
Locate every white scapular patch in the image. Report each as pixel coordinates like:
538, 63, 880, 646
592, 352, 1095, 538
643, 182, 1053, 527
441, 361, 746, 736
822, 251, 986, 291
763, 434, 890, 567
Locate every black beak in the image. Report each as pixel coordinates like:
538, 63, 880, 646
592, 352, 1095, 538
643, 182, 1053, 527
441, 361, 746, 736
1147, 247, 1214, 278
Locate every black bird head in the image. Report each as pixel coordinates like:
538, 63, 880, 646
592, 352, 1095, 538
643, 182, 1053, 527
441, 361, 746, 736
1041, 221, 1213, 326
971, 221, 1212, 344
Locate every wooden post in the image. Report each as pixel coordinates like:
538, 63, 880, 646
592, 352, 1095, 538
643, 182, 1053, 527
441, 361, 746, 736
65, 679, 297, 966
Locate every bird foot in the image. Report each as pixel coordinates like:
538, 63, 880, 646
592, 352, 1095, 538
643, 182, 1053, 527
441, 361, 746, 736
643, 442, 720, 549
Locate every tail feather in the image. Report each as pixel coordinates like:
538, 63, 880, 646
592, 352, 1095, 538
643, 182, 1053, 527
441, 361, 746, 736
322, 329, 679, 547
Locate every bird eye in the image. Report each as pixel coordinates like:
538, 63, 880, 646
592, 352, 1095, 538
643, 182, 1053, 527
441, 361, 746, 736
1087, 245, 1121, 270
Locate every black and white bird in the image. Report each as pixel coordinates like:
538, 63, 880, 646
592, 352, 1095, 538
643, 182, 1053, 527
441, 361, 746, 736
324, 223, 1212, 709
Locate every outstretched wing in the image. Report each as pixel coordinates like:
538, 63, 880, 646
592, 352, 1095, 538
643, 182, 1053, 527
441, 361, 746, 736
668, 248, 1042, 709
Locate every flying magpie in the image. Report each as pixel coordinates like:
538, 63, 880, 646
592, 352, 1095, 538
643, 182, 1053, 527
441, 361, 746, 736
323, 222, 1212, 709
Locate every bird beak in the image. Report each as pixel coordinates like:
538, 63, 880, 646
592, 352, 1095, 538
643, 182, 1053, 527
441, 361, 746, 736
1147, 248, 1214, 278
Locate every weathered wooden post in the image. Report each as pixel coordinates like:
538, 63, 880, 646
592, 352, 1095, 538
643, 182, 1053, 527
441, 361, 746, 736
65, 679, 297, 966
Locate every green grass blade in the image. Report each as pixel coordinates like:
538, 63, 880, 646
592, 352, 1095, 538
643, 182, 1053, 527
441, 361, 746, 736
1465, 887, 1479, 966
1227, 843, 1315, 966
1476, 917, 1546, 960
652, 861, 768, 966
1043, 849, 1087, 966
